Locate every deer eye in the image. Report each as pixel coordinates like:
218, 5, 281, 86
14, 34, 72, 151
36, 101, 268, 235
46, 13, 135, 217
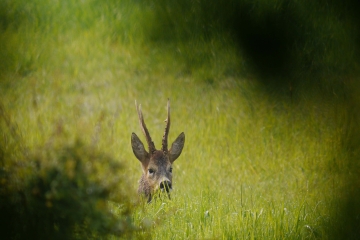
169, 167, 173, 173
148, 169, 155, 174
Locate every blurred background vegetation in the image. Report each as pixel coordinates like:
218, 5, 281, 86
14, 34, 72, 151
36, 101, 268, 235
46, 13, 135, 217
1, 0, 360, 239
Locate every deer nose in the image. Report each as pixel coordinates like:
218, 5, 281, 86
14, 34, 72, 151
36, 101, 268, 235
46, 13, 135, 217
159, 181, 172, 192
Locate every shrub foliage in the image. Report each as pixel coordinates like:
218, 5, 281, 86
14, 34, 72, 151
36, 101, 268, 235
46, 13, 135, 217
0, 105, 134, 240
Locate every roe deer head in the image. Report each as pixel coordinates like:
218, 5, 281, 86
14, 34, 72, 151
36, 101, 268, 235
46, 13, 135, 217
131, 99, 185, 202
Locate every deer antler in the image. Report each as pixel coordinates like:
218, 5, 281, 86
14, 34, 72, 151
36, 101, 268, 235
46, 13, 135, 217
135, 100, 156, 153
162, 99, 171, 153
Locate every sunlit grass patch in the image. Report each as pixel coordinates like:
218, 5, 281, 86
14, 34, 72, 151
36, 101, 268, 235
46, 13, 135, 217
1, 0, 359, 239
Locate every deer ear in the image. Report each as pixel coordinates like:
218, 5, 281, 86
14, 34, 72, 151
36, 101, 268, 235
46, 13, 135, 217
131, 133, 149, 162
169, 132, 185, 163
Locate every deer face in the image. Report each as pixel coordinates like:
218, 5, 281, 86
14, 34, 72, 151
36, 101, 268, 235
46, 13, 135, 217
146, 150, 173, 192
131, 100, 185, 202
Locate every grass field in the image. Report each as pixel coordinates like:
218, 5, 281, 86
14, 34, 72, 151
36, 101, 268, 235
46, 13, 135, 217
1, 0, 360, 239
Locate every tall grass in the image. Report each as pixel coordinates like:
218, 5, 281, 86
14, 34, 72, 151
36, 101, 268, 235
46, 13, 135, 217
1, 0, 359, 239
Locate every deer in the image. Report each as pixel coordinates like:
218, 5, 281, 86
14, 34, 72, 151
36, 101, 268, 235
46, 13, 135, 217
131, 99, 185, 203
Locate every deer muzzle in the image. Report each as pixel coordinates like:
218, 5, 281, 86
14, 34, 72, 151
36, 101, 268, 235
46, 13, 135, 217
159, 180, 172, 192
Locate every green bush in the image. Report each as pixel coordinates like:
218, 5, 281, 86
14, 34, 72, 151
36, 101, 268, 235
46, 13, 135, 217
0, 106, 135, 240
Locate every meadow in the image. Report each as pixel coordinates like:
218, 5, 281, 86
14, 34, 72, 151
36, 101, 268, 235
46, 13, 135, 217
1, 0, 359, 239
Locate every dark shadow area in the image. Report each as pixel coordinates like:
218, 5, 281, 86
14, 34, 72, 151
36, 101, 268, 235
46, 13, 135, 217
149, 0, 360, 238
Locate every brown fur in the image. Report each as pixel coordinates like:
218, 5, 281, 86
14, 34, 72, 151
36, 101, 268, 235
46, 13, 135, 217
131, 100, 185, 202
